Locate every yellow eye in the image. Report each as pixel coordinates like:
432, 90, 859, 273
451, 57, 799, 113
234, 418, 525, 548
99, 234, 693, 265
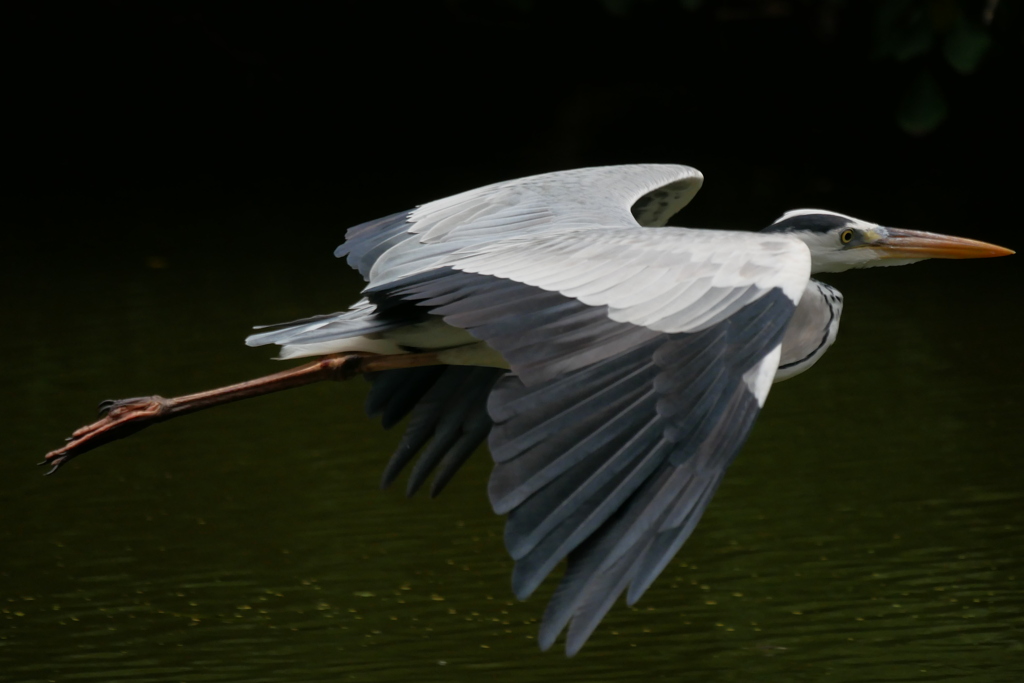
840, 229, 854, 244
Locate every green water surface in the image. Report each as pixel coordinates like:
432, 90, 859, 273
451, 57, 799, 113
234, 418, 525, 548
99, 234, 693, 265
2, 216, 1022, 682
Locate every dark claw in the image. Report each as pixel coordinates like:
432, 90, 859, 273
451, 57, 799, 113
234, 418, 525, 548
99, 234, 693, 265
98, 397, 153, 417
41, 456, 67, 475
44, 396, 169, 476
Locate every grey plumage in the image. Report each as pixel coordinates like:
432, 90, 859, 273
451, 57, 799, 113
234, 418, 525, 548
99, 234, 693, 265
243, 164, 907, 655
371, 365, 504, 497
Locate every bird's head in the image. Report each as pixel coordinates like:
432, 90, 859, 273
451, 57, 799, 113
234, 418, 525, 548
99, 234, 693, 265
762, 209, 1013, 274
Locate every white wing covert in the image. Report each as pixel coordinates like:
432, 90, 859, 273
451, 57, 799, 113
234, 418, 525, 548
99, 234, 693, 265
249, 165, 704, 354
338, 164, 704, 289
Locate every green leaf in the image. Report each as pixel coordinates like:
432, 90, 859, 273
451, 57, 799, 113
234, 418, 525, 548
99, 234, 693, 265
873, 0, 931, 61
892, 21, 934, 62
943, 19, 992, 75
603, 0, 633, 16
897, 70, 948, 135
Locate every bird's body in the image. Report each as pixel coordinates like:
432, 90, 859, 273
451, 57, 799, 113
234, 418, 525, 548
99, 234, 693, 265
44, 164, 1012, 656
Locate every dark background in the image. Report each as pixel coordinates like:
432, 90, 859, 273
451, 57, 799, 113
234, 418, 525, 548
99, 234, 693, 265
3, 5, 1023, 678
3, 0, 1022, 271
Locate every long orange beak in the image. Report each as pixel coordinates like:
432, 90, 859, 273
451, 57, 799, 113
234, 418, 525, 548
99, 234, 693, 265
873, 228, 1014, 260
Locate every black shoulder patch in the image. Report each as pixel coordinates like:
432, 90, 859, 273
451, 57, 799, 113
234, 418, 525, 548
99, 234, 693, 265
762, 213, 850, 234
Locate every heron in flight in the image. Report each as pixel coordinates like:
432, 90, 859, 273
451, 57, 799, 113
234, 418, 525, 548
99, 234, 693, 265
44, 164, 1012, 655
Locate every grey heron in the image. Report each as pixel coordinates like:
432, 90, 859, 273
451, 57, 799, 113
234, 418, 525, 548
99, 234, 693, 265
44, 164, 1013, 655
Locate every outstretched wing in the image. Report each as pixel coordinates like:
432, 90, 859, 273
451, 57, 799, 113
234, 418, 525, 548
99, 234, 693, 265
374, 226, 811, 654
247, 164, 703, 355
339, 164, 704, 288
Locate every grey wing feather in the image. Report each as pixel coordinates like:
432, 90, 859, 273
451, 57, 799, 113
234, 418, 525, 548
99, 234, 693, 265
248, 166, 814, 654
336, 210, 418, 279
244, 297, 421, 350
403, 367, 501, 497
442, 228, 811, 332
372, 366, 506, 496
250, 165, 706, 354
365, 366, 446, 430
380, 238, 804, 653
338, 164, 704, 290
